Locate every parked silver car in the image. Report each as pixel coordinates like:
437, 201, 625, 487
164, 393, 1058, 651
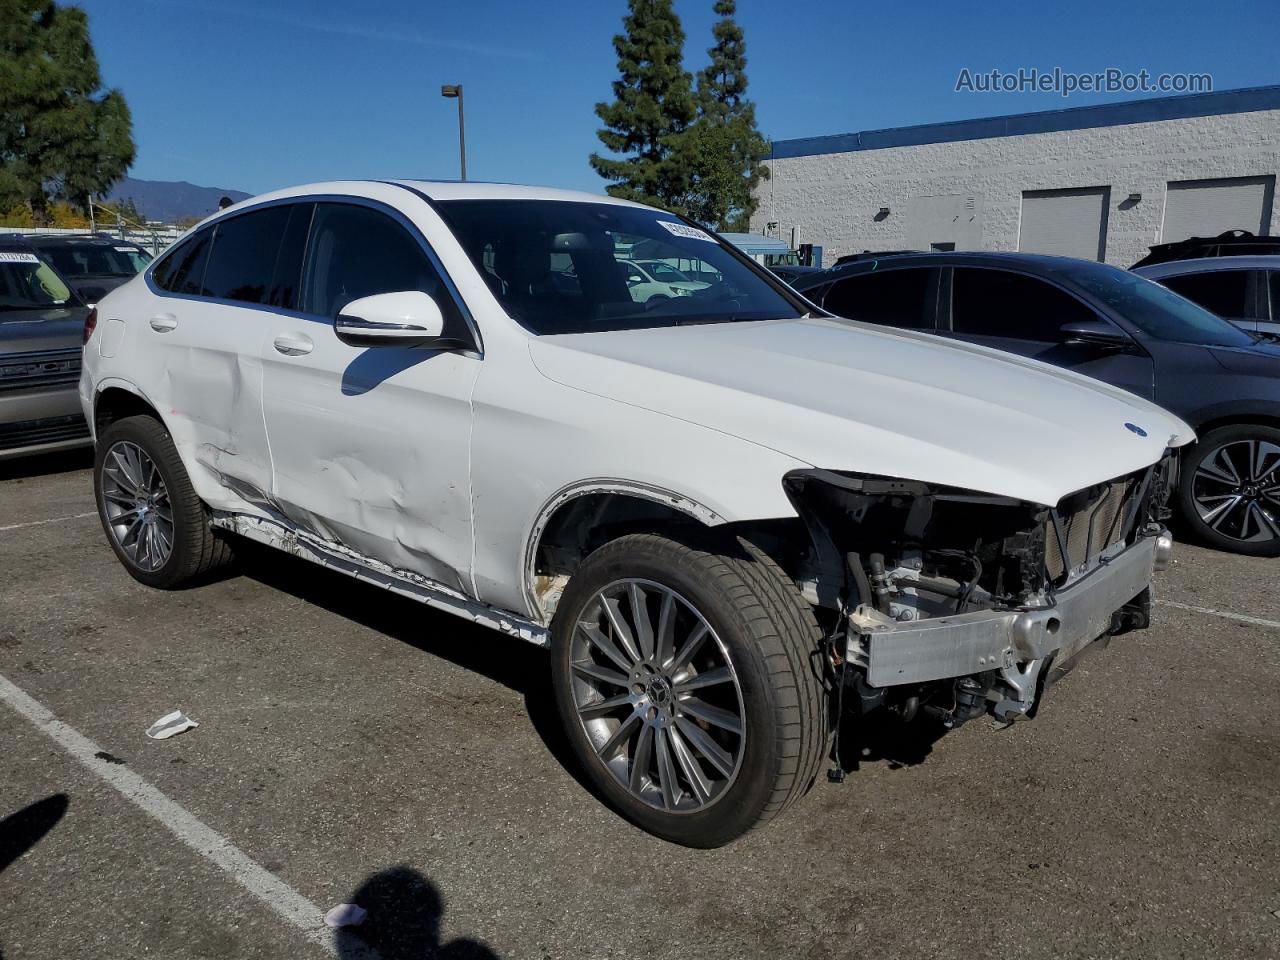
1134, 255, 1280, 338
0, 239, 93, 459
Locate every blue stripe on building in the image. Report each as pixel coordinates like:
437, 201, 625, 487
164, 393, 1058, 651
770, 85, 1280, 160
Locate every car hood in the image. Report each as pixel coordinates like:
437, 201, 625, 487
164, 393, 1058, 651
0, 305, 88, 353
530, 316, 1194, 506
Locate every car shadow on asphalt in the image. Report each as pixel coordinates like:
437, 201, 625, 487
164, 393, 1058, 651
335, 866, 501, 960
0, 793, 70, 958
232, 543, 609, 806
0, 448, 93, 481
834, 711, 949, 774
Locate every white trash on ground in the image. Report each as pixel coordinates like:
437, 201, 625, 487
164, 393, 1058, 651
323, 903, 367, 928
145, 710, 199, 740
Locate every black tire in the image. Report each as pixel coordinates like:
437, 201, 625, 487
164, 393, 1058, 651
550, 531, 830, 847
94, 415, 234, 587
1177, 423, 1280, 557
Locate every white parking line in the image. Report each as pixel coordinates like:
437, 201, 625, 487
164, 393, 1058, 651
0, 511, 97, 532
1156, 599, 1280, 631
0, 675, 381, 960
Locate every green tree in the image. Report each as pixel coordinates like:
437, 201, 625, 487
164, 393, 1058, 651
590, 0, 697, 210
0, 1, 134, 222
678, 0, 770, 231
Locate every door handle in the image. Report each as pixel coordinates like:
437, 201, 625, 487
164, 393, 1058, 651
273, 332, 314, 356
149, 313, 178, 333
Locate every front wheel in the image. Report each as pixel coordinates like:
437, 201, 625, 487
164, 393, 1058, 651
1178, 423, 1280, 556
550, 532, 830, 847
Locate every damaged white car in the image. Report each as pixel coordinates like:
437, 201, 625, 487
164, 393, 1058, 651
81, 181, 1191, 847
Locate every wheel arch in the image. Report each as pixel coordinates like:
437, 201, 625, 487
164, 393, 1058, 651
523, 479, 809, 623
93, 381, 168, 439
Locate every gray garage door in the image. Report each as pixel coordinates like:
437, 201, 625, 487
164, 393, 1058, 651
1019, 187, 1110, 261
1162, 176, 1276, 242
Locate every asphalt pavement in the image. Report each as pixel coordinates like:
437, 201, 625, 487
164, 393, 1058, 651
2, 450, 1277, 960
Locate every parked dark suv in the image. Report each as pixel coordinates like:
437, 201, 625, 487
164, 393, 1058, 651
793, 253, 1280, 556
26, 233, 152, 305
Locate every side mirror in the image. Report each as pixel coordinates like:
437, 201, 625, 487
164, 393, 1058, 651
1059, 319, 1131, 349
334, 291, 446, 348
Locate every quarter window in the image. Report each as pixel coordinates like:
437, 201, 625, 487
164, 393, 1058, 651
822, 268, 939, 330
152, 231, 212, 296
950, 268, 1095, 342
301, 203, 454, 320
202, 205, 293, 305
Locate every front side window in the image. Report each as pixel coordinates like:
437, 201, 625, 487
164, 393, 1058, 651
435, 199, 803, 335
823, 268, 939, 330
1160, 270, 1252, 321
0, 252, 74, 309
202, 205, 293, 305
152, 231, 212, 296
301, 203, 455, 322
950, 268, 1094, 342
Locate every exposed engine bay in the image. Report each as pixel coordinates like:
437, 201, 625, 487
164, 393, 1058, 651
784, 452, 1177, 731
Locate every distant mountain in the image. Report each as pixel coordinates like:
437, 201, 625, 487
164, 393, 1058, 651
102, 177, 252, 224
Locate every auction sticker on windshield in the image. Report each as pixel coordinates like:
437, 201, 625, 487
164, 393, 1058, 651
0, 252, 40, 263
657, 221, 716, 243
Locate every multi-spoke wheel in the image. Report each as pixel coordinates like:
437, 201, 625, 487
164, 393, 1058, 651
1179, 424, 1280, 557
94, 415, 234, 586
550, 532, 830, 847
570, 579, 746, 813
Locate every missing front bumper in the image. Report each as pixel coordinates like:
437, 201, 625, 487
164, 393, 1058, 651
857, 532, 1162, 690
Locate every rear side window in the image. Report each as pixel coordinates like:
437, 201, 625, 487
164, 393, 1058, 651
202, 206, 293, 305
950, 268, 1094, 342
151, 231, 212, 296
822, 268, 939, 330
301, 203, 455, 321
1161, 270, 1252, 321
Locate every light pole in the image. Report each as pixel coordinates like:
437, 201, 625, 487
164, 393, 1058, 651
440, 84, 466, 181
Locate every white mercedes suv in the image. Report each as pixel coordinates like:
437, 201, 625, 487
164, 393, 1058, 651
81, 181, 1190, 846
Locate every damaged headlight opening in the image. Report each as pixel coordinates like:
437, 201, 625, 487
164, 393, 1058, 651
784, 453, 1175, 734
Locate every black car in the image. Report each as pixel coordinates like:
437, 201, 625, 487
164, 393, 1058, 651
24, 233, 152, 304
768, 264, 825, 284
1130, 230, 1280, 269
793, 252, 1280, 556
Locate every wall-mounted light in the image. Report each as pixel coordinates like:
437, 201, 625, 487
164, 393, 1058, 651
1127, 192, 1142, 203
874, 206, 891, 222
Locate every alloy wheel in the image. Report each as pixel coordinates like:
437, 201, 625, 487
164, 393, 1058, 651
101, 440, 175, 571
569, 579, 746, 813
1191, 438, 1280, 544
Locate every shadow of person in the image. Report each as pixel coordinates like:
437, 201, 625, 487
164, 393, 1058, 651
0, 794, 69, 875
335, 866, 501, 960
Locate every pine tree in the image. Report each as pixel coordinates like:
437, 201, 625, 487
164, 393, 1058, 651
590, 0, 697, 210
0, 1, 135, 221
679, 0, 770, 230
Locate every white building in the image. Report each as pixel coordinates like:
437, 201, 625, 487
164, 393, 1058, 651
751, 85, 1280, 268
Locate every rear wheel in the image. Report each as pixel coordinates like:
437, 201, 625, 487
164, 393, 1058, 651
550, 532, 829, 847
94, 415, 234, 587
1178, 423, 1280, 557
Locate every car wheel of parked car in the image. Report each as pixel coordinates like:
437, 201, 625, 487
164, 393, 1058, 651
550, 531, 830, 847
1178, 423, 1280, 557
94, 415, 234, 587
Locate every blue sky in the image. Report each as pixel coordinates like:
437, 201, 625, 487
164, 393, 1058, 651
80, 0, 1277, 197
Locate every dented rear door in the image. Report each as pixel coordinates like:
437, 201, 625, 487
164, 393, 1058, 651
258, 201, 479, 594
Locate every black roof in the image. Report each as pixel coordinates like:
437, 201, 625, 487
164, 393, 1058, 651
1129, 230, 1280, 268
791, 250, 1117, 291
24, 233, 145, 248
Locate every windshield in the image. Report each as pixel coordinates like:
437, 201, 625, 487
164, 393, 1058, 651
1050, 261, 1257, 348
0, 252, 75, 310
435, 199, 803, 335
44, 242, 152, 278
